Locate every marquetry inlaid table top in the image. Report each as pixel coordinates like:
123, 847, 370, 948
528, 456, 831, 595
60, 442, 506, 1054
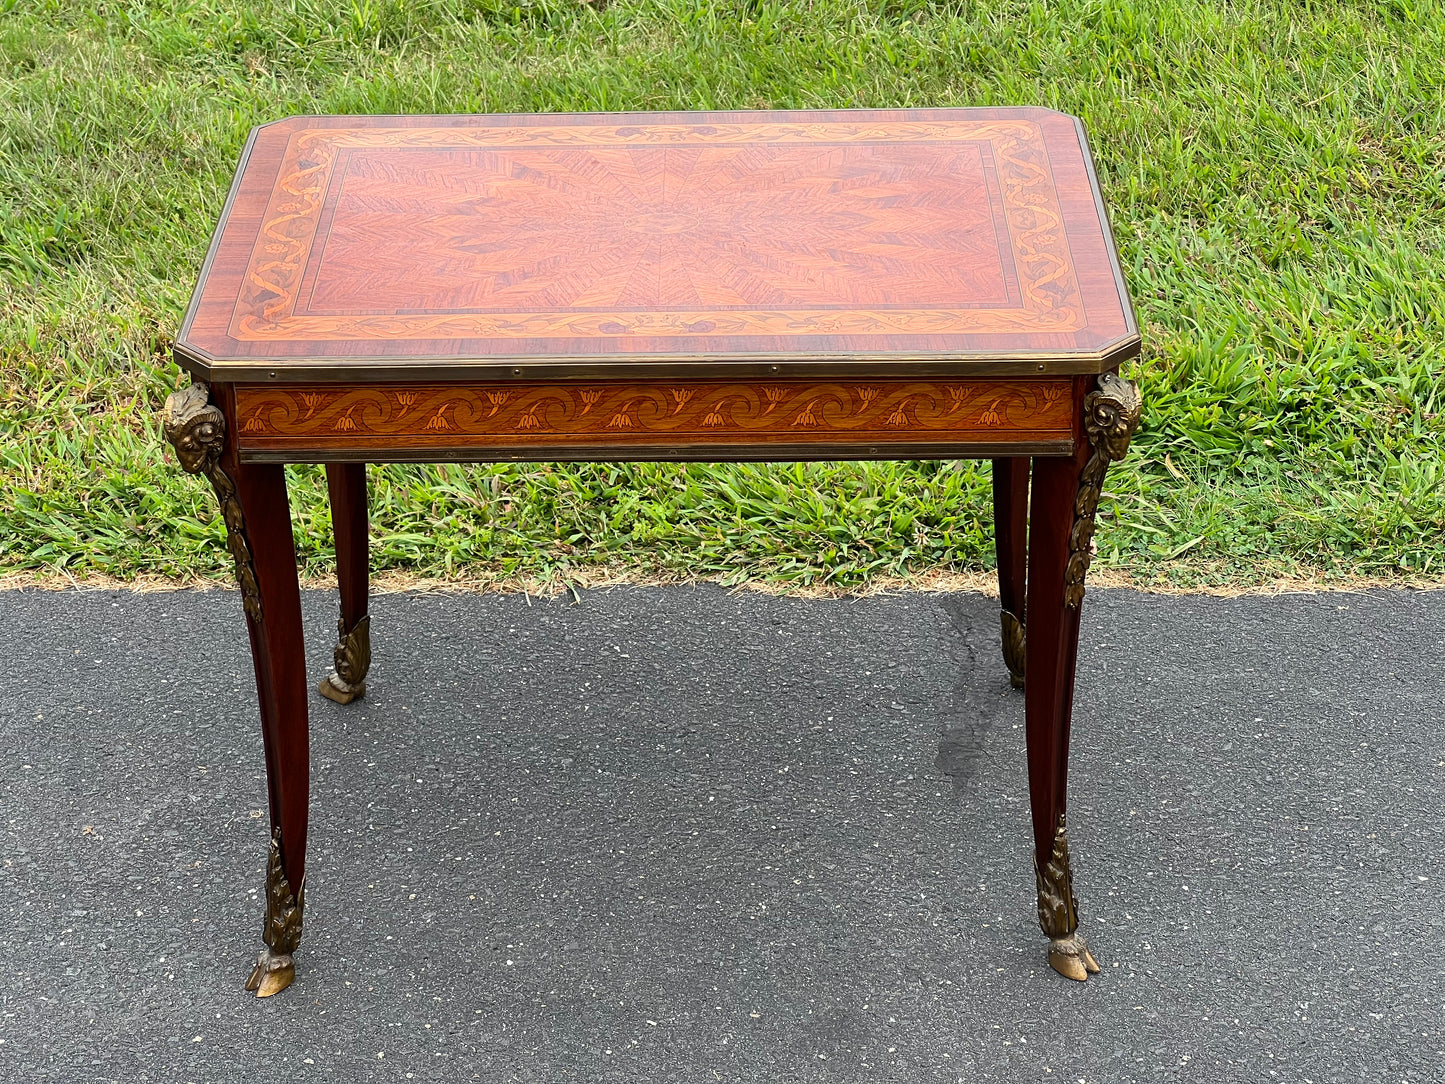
176, 108, 1138, 385
160, 106, 1147, 996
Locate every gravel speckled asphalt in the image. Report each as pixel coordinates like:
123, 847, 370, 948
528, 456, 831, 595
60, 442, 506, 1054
1, 585, 1443, 1083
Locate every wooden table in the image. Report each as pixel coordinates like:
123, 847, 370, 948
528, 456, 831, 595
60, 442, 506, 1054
162, 109, 1141, 997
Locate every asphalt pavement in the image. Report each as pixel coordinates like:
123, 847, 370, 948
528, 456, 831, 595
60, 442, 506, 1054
1, 584, 1442, 1083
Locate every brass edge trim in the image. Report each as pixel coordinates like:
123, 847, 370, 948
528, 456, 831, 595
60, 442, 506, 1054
262, 106, 1071, 127
1097, 334, 1142, 369
239, 439, 1075, 464
174, 340, 1142, 384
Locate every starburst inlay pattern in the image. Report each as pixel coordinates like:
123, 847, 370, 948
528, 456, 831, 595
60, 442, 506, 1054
299, 141, 1011, 317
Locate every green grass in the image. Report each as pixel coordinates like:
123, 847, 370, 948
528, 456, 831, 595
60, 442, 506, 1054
1, 0, 1442, 590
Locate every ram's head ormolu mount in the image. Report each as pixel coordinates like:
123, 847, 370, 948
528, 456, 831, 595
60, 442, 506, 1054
162, 383, 226, 476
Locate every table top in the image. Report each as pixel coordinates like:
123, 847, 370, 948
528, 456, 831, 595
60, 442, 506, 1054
176, 109, 1138, 384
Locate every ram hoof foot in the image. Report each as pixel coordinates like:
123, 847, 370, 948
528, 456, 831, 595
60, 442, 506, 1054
244, 947, 296, 997
1047, 933, 1100, 982
318, 673, 365, 705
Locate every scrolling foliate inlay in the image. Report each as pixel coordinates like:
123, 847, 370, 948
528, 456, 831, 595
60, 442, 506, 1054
1064, 371, 1142, 609
232, 120, 1082, 343
236, 380, 1074, 447
162, 383, 262, 622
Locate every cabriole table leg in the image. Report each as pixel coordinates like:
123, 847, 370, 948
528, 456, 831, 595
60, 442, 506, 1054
991, 456, 1030, 690
319, 462, 371, 705
1023, 372, 1141, 980
163, 382, 312, 998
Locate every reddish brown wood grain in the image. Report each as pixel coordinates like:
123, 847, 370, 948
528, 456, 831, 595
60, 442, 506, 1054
177, 109, 1137, 380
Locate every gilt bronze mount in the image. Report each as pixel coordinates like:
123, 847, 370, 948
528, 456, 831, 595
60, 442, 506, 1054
161, 382, 262, 623
1065, 372, 1143, 610
1034, 812, 1101, 981
1000, 609, 1027, 689
319, 613, 371, 705
244, 828, 305, 998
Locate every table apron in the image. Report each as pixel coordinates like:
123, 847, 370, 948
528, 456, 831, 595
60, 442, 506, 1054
233, 378, 1078, 463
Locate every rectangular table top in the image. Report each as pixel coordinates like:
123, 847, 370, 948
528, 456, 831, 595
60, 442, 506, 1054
176, 108, 1138, 385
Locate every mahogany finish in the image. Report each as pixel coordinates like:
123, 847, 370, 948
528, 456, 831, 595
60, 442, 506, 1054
213, 385, 311, 885
993, 457, 1030, 613
325, 463, 368, 633
163, 108, 1141, 995
992, 456, 1030, 686
1025, 424, 1091, 859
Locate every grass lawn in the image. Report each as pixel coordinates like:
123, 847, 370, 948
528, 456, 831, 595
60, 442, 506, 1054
1, 0, 1442, 591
